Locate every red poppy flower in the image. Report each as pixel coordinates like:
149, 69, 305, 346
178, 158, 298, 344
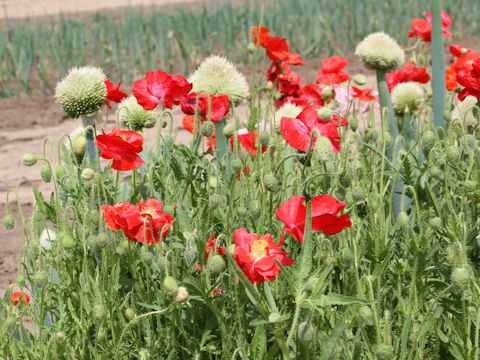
251, 26, 303, 65
252, 26, 270, 47
212, 287, 224, 296
280, 105, 348, 152
386, 62, 430, 91
457, 56, 480, 100
95, 128, 145, 171
133, 71, 192, 110
277, 83, 325, 108
449, 45, 479, 73
275, 195, 351, 245
180, 93, 230, 122
446, 67, 458, 91
408, 10, 453, 42
11, 291, 30, 306
182, 115, 202, 135
233, 228, 294, 284
102, 199, 173, 244
104, 79, 128, 109
351, 87, 377, 102
316, 56, 350, 85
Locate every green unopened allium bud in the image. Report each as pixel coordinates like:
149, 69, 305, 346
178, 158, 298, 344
74, 135, 87, 155
314, 135, 332, 162
359, 306, 374, 326
259, 130, 270, 146
207, 255, 226, 274
209, 194, 222, 210
397, 212, 409, 228
349, 117, 358, 132
55, 67, 107, 118
223, 123, 235, 138
445, 145, 460, 167
118, 96, 157, 130
353, 74, 367, 85
41, 164, 52, 183
93, 304, 106, 324
163, 276, 179, 296
125, 308, 136, 321
352, 185, 365, 202
338, 169, 352, 188
355, 32, 405, 72
200, 121, 214, 137
297, 321, 315, 344
81, 168, 95, 182
429, 217, 442, 230
142, 251, 154, 265
250, 200, 261, 218
189, 55, 249, 105
34, 270, 49, 288
22, 153, 37, 166
421, 130, 436, 155
322, 86, 333, 100
3, 214, 15, 230
391, 82, 424, 114
268, 312, 283, 324
451, 267, 471, 293
163, 134, 174, 149
175, 286, 189, 303
375, 344, 394, 360
263, 174, 278, 192
237, 206, 247, 219
231, 159, 243, 174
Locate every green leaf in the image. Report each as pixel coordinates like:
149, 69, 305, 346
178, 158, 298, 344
314, 294, 374, 307
320, 312, 347, 360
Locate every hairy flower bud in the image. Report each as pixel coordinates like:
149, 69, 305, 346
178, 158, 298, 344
259, 130, 270, 147
268, 312, 283, 324
34, 270, 49, 288
421, 130, 436, 155
163, 134, 174, 150
231, 159, 243, 174
429, 217, 442, 230
353, 74, 367, 85
338, 168, 352, 188
451, 267, 471, 294
3, 214, 15, 231
93, 304, 106, 324
209, 194, 222, 210
207, 255, 226, 274
141, 250, 154, 265
445, 145, 460, 167
163, 276, 179, 296
74, 135, 87, 156
247, 42, 256, 53
355, 32, 405, 72
55, 165, 66, 180
237, 206, 247, 219
375, 344, 394, 360
41, 164, 52, 183
125, 308, 136, 321
81, 168, 95, 182
22, 153, 37, 167
359, 306, 374, 326
274, 103, 303, 134
223, 123, 235, 138
250, 200, 261, 218
297, 321, 315, 344
351, 185, 365, 202
314, 135, 332, 162
397, 211, 409, 228
263, 174, 279, 192
349, 117, 358, 132
317, 107, 334, 121
201, 121, 214, 137
321, 86, 333, 100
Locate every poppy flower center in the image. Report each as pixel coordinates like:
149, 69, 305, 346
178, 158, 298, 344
140, 206, 158, 218
119, 134, 127, 141
250, 239, 269, 259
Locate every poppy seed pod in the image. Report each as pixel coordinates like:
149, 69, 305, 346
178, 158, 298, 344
163, 276, 179, 296
189, 55, 249, 105
375, 344, 394, 360
118, 96, 157, 131
201, 121, 214, 137
391, 82, 424, 114
355, 32, 405, 72
22, 153, 37, 167
175, 286, 189, 303
55, 67, 107, 118
3, 214, 15, 231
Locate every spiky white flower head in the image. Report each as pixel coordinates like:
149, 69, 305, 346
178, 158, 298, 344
273, 103, 303, 134
355, 32, 405, 72
391, 82, 424, 114
39, 228, 57, 251
452, 95, 478, 129
118, 96, 157, 131
55, 67, 107, 118
189, 55, 249, 105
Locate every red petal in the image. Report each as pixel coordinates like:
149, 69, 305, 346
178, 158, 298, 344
133, 78, 159, 110
266, 36, 290, 61
280, 116, 312, 151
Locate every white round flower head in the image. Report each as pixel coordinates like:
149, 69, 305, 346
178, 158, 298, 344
118, 96, 157, 131
273, 103, 303, 134
391, 82, 424, 114
355, 32, 405, 72
64, 126, 86, 151
189, 55, 249, 105
55, 67, 107, 118
39, 228, 57, 251
452, 95, 478, 129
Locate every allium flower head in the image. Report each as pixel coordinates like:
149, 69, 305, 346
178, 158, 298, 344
355, 32, 405, 72
55, 67, 107, 118
118, 96, 157, 131
189, 55, 250, 105
39, 228, 57, 251
452, 95, 478, 129
391, 82, 424, 114
273, 103, 303, 134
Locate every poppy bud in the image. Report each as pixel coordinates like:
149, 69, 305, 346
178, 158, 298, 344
338, 169, 352, 188
352, 185, 365, 202
274, 91, 282, 100
359, 306, 374, 326
237, 206, 247, 219
321, 86, 333, 100
175, 286, 189, 303
250, 200, 261, 218
34, 270, 49, 288
56, 332, 65, 341
297, 321, 315, 344
3, 214, 15, 231
41, 164, 52, 183
317, 107, 334, 121
55, 67, 107, 118
375, 344, 394, 360
334, 187, 345, 201
223, 123, 235, 138
247, 42, 256, 53
22, 153, 37, 166
314, 136, 331, 162
125, 308, 136, 321
355, 32, 405, 72
461, 47, 469, 55
445, 145, 460, 167
421, 130, 436, 155
263, 174, 279, 192
353, 74, 367, 85
465, 180, 476, 192
209, 194, 222, 210
119, 96, 157, 131
430, 166, 443, 180
30, 240, 41, 258
163, 276, 179, 296
451, 267, 471, 294
201, 121, 214, 137
231, 159, 243, 174
93, 304, 106, 324
141, 251, 154, 265
163, 134, 174, 149
81, 168, 95, 182
17, 275, 26, 288
443, 109, 452, 122
184, 248, 198, 266
340, 247, 354, 266
209, 176, 218, 188
207, 255, 226, 274
156, 256, 167, 272
429, 217, 442, 230
364, 128, 378, 143
74, 135, 87, 156
163, 205, 175, 216
266, 81, 273, 91
349, 117, 358, 132
397, 212, 409, 228
268, 312, 282, 324
259, 130, 270, 146
61, 234, 75, 251
55, 165, 66, 180
379, 132, 393, 149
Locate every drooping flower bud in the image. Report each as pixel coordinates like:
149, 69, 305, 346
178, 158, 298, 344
41, 164, 52, 183
81, 168, 95, 182
314, 135, 332, 162
163, 276, 179, 297
349, 117, 358, 132
34, 270, 49, 288
74, 135, 87, 156
297, 321, 315, 344
451, 267, 471, 294
93, 304, 106, 324
359, 306, 374, 326
141, 250, 154, 265
55, 165, 66, 180
237, 206, 247, 219
125, 308, 136, 321
268, 312, 283, 324
223, 123, 235, 138
338, 168, 352, 188
355, 32, 405, 72
445, 145, 460, 167
249, 200, 261, 218
259, 130, 270, 147
321, 86, 333, 100
420, 130, 436, 155
3, 214, 15, 231
429, 217, 442, 230
351, 185, 365, 202
22, 153, 37, 167
263, 174, 279, 192
375, 344, 394, 360
209, 194, 222, 210
274, 103, 303, 134
231, 159, 243, 174
353, 74, 367, 85
207, 255, 226, 274
201, 121, 214, 137
247, 42, 256, 53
